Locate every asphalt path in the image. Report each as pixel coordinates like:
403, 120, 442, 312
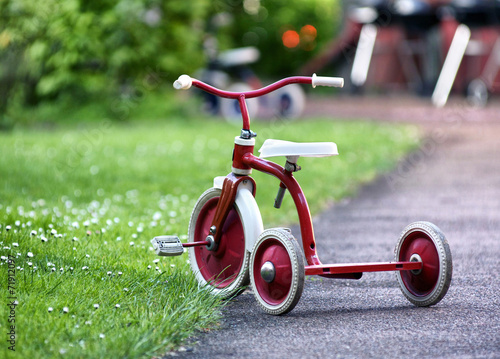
171, 99, 500, 358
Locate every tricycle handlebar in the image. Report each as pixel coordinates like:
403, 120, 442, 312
173, 74, 343, 99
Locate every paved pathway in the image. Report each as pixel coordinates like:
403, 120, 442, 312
173, 98, 500, 358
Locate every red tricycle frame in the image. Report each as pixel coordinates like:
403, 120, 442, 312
156, 74, 452, 315
188, 76, 422, 278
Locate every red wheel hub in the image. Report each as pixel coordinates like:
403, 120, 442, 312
194, 197, 245, 288
398, 232, 440, 297
252, 239, 292, 305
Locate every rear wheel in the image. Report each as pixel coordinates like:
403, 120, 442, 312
188, 188, 249, 298
250, 228, 305, 315
395, 221, 452, 307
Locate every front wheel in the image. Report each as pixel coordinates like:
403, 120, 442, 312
188, 188, 250, 298
395, 221, 452, 307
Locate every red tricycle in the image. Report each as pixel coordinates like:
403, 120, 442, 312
151, 74, 453, 315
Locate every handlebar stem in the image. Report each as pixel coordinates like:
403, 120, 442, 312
238, 95, 251, 131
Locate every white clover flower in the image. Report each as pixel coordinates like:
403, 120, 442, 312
107, 271, 112, 276
153, 259, 160, 263
170, 264, 175, 268
60, 268, 64, 272
72, 222, 79, 229
51, 268, 56, 272
28, 262, 33, 267
129, 241, 134, 246
27, 252, 34, 258
118, 271, 122, 276
131, 234, 138, 239
6, 225, 12, 231
41, 236, 48, 243
147, 265, 151, 269
63, 307, 69, 313
115, 304, 120, 308
123, 288, 129, 292
50, 229, 57, 235
12, 242, 19, 247
83, 220, 90, 227
47, 262, 54, 267
93, 304, 99, 309
85, 254, 90, 258
48, 307, 53, 313
59, 348, 66, 355
99, 333, 105, 339
15, 220, 21, 226
116, 236, 122, 241
85, 320, 92, 325
30, 230, 37, 236
72, 237, 78, 242
82, 266, 89, 271
155, 266, 160, 271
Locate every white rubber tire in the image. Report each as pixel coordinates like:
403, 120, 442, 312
270, 83, 305, 119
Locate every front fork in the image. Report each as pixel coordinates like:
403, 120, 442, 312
205, 173, 256, 251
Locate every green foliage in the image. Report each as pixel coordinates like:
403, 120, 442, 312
0, 0, 343, 128
0, 0, 208, 118
210, 0, 341, 76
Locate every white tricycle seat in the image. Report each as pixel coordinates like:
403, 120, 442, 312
258, 139, 338, 160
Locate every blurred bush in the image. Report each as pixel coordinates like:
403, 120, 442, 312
0, 0, 340, 125
0, 0, 208, 121
210, 0, 340, 77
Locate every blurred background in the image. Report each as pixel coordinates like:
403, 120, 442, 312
1, 0, 499, 128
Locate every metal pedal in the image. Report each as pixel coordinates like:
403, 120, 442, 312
150, 236, 184, 257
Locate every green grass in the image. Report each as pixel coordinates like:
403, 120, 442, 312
0, 113, 420, 358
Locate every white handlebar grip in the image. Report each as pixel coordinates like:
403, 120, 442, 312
173, 75, 192, 90
312, 73, 344, 88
